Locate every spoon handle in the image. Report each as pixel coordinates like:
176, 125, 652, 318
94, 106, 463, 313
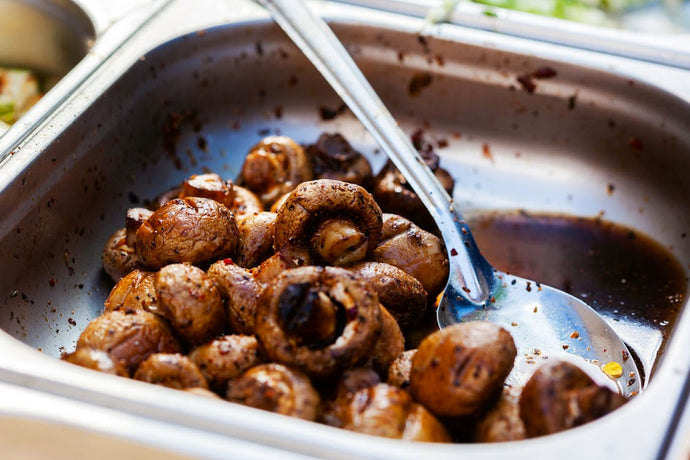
256, 0, 491, 303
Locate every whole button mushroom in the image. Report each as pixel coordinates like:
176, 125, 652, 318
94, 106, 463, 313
155, 263, 225, 345
235, 211, 276, 268
134, 353, 209, 390
372, 213, 449, 298
474, 387, 526, 442
179, 173, 235, 208
274, 179, 382, 267
306, 133, 373, 187
226, 363, 321, 421
369, 306, 405, 374
519, 360, 626, 438
409, 321, 517, 418
348, 261, 428, 329
62, 347, 129, 377
256, 266, 381, 378
103, 269, 158, 315
135, 197, 239, 270
189, 335, 264, 391
329, 383, 451, 443
76, 310, 180, 374
230, 185, 264, 219
102, 228, 142, 282
238, 136, 313, 207
207, 260, 261, 334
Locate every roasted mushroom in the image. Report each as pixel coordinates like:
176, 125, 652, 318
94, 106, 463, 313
102, 228, 142, 282
226, 363, 321, 421
387, 349, 416, 390
189, 335, 264, 391
238, 136, 313, 207
134, 353, 209, 390
348, 261, 427, 329
103, 269, 158, 315
179, 173, 235, 208
250, 243, 312, 287
230, 185, 264, 219
207, 260, 260, 334
76, 310, 180, 373
256, 266, 381, 378
474, 387, 526, 442
369, 306, 405, 374
372, 213, 448, 298
236, 211, 276, 268
61, 347, 129, 377
125, 208, 153, 247
136, 197, 238, 270
306, 133, 373, 187
327, 383, 451, 442
155, 263, 225, 345
519, 360, 626, 438
274, 180, 382, 266
409, 321, 517, 417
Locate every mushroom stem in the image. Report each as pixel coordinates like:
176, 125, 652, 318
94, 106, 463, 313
311, 218, 368, 266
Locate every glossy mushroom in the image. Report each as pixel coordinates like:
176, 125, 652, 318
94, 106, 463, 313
274, 179, 382, 266
61, 347, 129, 377
306, 133, 373, 187
238, 136, 313, 207
133, 353, 209, 390
207, 260, 261, 334
103, 269, 158, 315
256, 266, 381, 378
102, 228, 142, 282
236, 211, 276, 268
189, 335, 264, 391
369, 306, 405, 374
409, 321, 517, 418
179, 173, 235, 208
474, 387, 527, 443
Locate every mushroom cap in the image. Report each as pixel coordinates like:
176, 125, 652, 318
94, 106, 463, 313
102, 228, 142, 282
104, 269, 159, 315
256, 266, 381, 378
274, 179, 382, 265
409, 321, 516, 417
306, 133, 373, 187
189, 335, 264, 391
236, 211, 276, 268
134, 353, 209, 390
207, 260, 261, 334
62, 347, 129, 377
180, 173, 235, 208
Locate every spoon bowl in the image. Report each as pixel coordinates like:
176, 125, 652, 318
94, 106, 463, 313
255, 0, 641, 397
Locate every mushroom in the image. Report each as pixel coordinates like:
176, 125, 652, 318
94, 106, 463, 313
238, 136, 313, 207
102, 228, 142, 282
372, 213, 448, 298
189, 335, 264, 391
274, 179, 382, 266
256, 266, 381, 378
155, 263, 225, 346
474, 387, 527, 443
306, 133, 373, 187
327, 383, 451, 442
387, 349, 416, 390
230, 185, 264, 219
409, 321, 516, 418
250, 242, 312, 288
369, 306, 405, 375
236, 211, 276, 268
519, 360, 626, 438
135, 197, 238, 270
76, 310, 180, 374
226, 363, 321, 421
125, 208, 153, 247
61, 347, 129, 377
184, 387, 222, 399
207, 260, 261, 334
134, 353, 209, 390
179, 173, 235, 208
103, 269, 158, 315
348, 261, 428, 329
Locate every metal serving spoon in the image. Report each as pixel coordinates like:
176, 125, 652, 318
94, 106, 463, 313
254, 0, 641, 397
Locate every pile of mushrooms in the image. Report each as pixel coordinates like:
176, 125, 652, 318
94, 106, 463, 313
65, 133, 625, 443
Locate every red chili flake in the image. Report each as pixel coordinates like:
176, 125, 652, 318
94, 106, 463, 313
48, 278, 56, 287
622, 350, 629, 361
223, 258, 234, 265
482, 143, 494, 163
462, 286, 471, 293
570, 331, 580, 339
450, 248, 458, 256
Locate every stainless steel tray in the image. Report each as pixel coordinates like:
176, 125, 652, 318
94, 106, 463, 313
0, 0, 170, 163
0, 0, 688, 458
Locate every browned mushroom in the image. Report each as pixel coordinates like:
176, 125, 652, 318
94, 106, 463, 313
155, 263, 225, 345
134, 353, 209, 390
102, 228, 142, 282
519, 360, 626, 438
126, 208, 153, 247
61, 347, 129, 377
207, 260, 260, 334
250, 243, 312, 288
327, 383, 451, 442
179, 173, 235, 208
238, 136, 313, 207
372, 213, 448, 298
236, 211, 276, 268
409, 321, 516, 418
387, 349, 416, 390
256, 266, 381, 378
274, 180, 382, 266
103, 269, 158, 315
269, 192, 290, 214
189, 335, 264, 391
348, 261, 427, 329
306, 133, 373, 187
230, 185, 264, 219
226, 363, 321, 421
135, 197, 238, 270
76, 310, 180, 373
474, 386, 526, 442
369, 306, 404, 374
321, 367, 381, 427
184, 387, 223, 399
